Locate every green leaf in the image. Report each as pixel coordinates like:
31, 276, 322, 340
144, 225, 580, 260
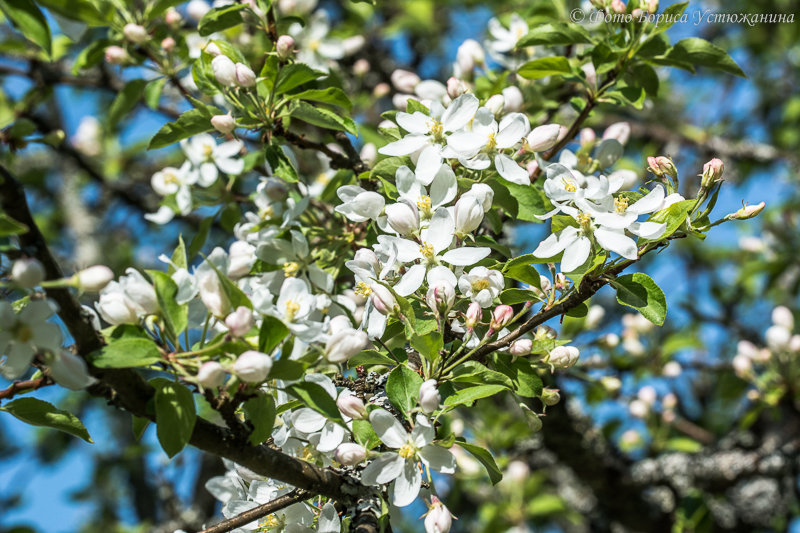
258, 315, 289, 354
0, 0, 51, 56
517, 23, 591, 47
451, 361, 512, 388
492, 357, 543, 398
290, 87, 352, 110
34, 0, 109, 25
204, 260, 253, 310
188, 216, 214, 259
499, 288, 537, 305
168, 236, 188, 274
287, 382, 343, 423
386, 365, 423, 415
89, 337, 162, 368
444, 384, 507, 408
275, 63, 324, 94
518, 57, 572, 79
144, 77, 168, 110
0, 212, 28, 236
457, 440, 502, 484
148, 270, 188, 336
347, 349, 398, 368
108, 79, 147, 127
1, 397, 92, 442
244, 393, 276, 445
663, 437, 702, 453
198, 4, 246, 36
611, 272, 667, 326
268, 357, 305, 380
410, 332, 443, 364
264, 143, 299, 182
148, 108, 217, 150
650, 2, 689, 34
288, 100, 358, 136
131, 416, 149, 441
630, 63, 659, 97
665, 37, 747, 78
491, 178, 549, 222
151, 378, 197, 458
352, 418, 380, 449
640, 199, 694, 243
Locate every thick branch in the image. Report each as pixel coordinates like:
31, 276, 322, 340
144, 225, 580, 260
196, 489, 311, 533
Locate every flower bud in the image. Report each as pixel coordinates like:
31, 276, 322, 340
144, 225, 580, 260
463, 183, 494, 212
325, 328, 369, 363
118, 268, 157, 314
579, 128, 596, 146
48, 351, 97, 390
161, 37, 176, 52
526, 124, 560, 152
584, 305, 605, 329
628, 399, 649, 418
547, 345, 579, 369
602, 121, 631, 146
426, 279, 456, 316
419, 379, 441, 413
772, 306, 794, 330
211, 55, 237, 87
76, 265, 114, 291
390, 69, 420, 93
337, 393, 367, 419
465, 302, 481, 330
235, 63, 256, 87
662, 361, 682, 377
701, 158, 724, 188
104, 46, 130, 65
385, 201, 419, 235
526, 160, 539, 179
790, 335, 800, 353
611, 0, 626, 14
96, 289, 139, 325
455, 39, 484, 78
165, 8, 182, 27
510, 338, 532, 356
197, 361, 226, 388
729, 201, 765, 220
373, 82, 390, 98
489, 305, 514, 330
342, 35, 365, 55
637, 385, 657, 405
233, 350, 272, 383
276, 35, 295, 60
371, 284, 396, 315
501, 86, 524, 113
648, 0, 659, 13
225, 306, 254, 337
353, 58, 370, 76
601, 375, 621, 392
334, 442, 366, 466
186, 0, 211, 21
211, 114, 236, 134
582, 62, 597, 86
541, 387, 560, 406
647, 155, 677, 178
766, 325, 791, 351
632, 8, 643, 19
554, 273, 569, 290
732, 354, 752, 377
424, 496, 453, 533
359, 142, 378, 166
446, 76, 468, 99
227, 240, 255, 279
204, 42, 222, 56
12, 258, 45, 288
662, 392, 677, 410
485, 94, 505, 115
123, 23, 148, 44
538, 275, 552, 293
198, 271, 231, 317
453, 195, 484, 235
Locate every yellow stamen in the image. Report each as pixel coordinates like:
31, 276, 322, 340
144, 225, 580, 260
419, 242, 435, 260
202, 144, 214, 160
261, 205, 275, 219
309, 39, 320, 51
354, 281, 373, 297
614, 197, 629, 214
416, 195, 432, 213
283, 262, 300, 277
15, 324, 33, 343
262, 515, 281, 529
471, 279, 490, 291
577, 213, 592, 229
398, 444, 416, 459
485, 132, 497, 151
284, 300, 301, 321
562, 178, 577, 193
163, 170, 179, 185
429, 120, 444, 142
315, 172, 330, 185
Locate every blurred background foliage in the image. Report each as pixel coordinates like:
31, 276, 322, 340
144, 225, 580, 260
0, 0, 799, 531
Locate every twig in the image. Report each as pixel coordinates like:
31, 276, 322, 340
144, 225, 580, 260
196, 489, 311, 533
0, 376, 54, 402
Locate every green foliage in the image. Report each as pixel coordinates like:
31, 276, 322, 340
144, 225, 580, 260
89, 337, 162, 368
151, 378, 197, 458
1, 397, 92, 442
612, 272, 667, 325
386, 365, 423, 415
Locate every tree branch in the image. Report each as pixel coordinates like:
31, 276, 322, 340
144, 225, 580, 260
0, 375, 54, 401
196, 489, 311, 533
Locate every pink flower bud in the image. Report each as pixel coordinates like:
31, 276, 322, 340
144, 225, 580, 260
446, 76, 467, 99
276, 35, 295, 60
373, 82, 390, 98
526, 124, 560, 152
197, 361, 226, 388
632, 8, 644, 19
648, 0, 659, 13
104, 46, 129, 65
526, 160, 539, 179
233, 350, 272, 383
211, 55, 237, 86
547, 345, 579, 369
12, 258, 45, 288
337, 393, 367, 419
426, 280, 456, 315
602, 121, 631, 145
647, 155, 676, 178
235, 63, 256, 87
419, 379, 441, 413
579, 128, 596, 146
465, 302, 481, 330
353, 58, 370, 76
490, 305, 514, 330
701, 158, 724, 188
390, 69, 420, 93
611, 0, 626, 14
424, 496, 453, 533
211, 114, 236, 134
371, 284, 396, 316
729, 201, 765, 220
76, 265, 114, 291
123, 23, 148, 44
165, 8, 182, 27
334, 442, 366, 465
161, 37, 176, 52
510, 339, 532, 356
225, 306, 254, 337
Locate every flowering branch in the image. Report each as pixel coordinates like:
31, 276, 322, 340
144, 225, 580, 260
197, 489, 312, 533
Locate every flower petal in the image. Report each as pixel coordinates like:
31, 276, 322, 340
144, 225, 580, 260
378, 135, 429, 156
629, 184, 665, 214
419, 444, 456, 473
440, 246, 491, 266
495, 153, 529, 185
360, 452, 405, 485
561, 236, 591, 272
594, 227, 638, 259
441, 93, 479, 132
393, 264, 426, 296
390, 460, 422, 507
369, 409, 408, 448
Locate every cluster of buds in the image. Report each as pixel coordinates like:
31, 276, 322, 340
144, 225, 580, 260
700, 158, 724, 189
647, 155, 677, 179
211, 55, 257, 88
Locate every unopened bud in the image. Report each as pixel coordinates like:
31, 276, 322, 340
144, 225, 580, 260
647, 0, 659, 13
373, 82, 390, 98
233, 350, 272, 383
76, 265, 114, 291
728, 201, 765, 220
602, 121, 631, 146
225, 306, 254, 337
465, 302, 481, 330
371, 284, 396, 316
385, 201, 419, 235
186, 0, 211, 21
526, 124, 561, 152
611, 0, 626, 14
554, 273, 569, 290
509, 339, 532, 356
353, 58, 370, 76
424, 496, 453, 533
161, 37, 176, 52
211, 114, 236, 134
701, 158, 724, 188
337, 393, 367, 419
419, 379, 441, 413
426, 280, 456, 316
485, 94, 505, 115
547, 345, 579, 369
541, 387, 561, 406
446, 76, 467, 99
123, 23, 148, 44
211, 55, 237, 87
325, 328, 369, 363
647, 155, 677, 178
454, 195, 484, 235
11, 258, 45, 288
579, 127, 596, 146
601, 375, 622, 392
359, 143, 377, 166
197, 361, 226, 388
489, 305, 514, 330
501, 86, 524, 112
204, 42, 222, 56
104, 46, 130, 65
235, 63, 256, 87
165, 8, 182, 27
276, 35, 294, 60
334, 443, 366, 465
390, 69, 420, 93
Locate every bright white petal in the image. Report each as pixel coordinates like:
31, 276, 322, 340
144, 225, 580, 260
394, 264, 426, 296
561, 236, 591, 272
369, 409, 408, 448
390, 460, 422, 507
378, 135, 429, 156
495, 154, 529, 185
629, 185, 665, 214
594, 227, 638, 259
440, 246, 491, 266
419, 444, 456, 473
441, 93, 479, 132
361, 452, 405, 485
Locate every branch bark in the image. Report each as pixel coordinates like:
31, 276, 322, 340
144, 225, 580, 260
196, 489, 312, 533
